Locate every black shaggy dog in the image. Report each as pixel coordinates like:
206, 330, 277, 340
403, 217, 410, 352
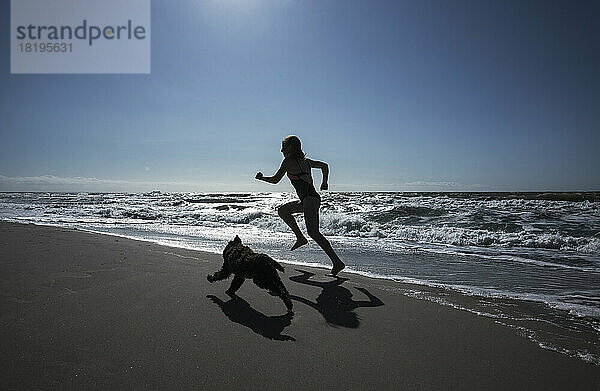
207, 236, 293, 312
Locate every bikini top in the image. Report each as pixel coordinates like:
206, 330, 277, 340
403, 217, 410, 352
287, 159, 312, 182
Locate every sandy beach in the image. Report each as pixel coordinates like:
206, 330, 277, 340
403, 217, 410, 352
1, 221, 598, 390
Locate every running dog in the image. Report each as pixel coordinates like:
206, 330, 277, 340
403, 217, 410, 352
207, 236, 293, 312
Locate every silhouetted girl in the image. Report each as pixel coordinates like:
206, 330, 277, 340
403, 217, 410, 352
256, 135, 345, 276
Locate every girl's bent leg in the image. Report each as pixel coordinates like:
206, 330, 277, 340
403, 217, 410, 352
277, 201, 308, 250
302, 197, 345, 275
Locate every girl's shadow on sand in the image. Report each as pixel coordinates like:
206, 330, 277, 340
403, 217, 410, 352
207, 295, 295, 341
289, 269, 384, 328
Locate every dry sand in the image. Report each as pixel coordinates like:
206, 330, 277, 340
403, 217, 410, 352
1, 222, 598, 390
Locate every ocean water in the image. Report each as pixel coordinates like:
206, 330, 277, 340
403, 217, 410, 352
1, 191, 599, 365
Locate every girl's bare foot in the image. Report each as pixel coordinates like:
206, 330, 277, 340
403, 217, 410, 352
330, 262, 345, 276
291, 237, 308, 251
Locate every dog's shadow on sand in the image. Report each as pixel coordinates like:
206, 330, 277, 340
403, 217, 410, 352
207, 295, 295, 341
289, 269, 384, 328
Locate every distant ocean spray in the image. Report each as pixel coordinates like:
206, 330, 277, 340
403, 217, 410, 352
1, 191, 599, 365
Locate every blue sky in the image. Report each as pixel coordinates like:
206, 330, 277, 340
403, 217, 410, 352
1, 0, 599, 192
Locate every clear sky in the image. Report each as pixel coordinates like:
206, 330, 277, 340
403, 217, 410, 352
1, 0, 599, 192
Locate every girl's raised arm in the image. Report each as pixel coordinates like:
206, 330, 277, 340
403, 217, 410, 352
256, 159, 288, 184
307, 159, 329, 190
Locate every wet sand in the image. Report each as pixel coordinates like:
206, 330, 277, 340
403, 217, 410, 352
1, 222, 598, 390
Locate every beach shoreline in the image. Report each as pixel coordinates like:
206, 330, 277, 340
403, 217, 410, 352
1, 221, 598, 390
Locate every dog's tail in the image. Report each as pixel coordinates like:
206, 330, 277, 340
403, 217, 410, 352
255, 253, 285, 273
267, 257, 285, 273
